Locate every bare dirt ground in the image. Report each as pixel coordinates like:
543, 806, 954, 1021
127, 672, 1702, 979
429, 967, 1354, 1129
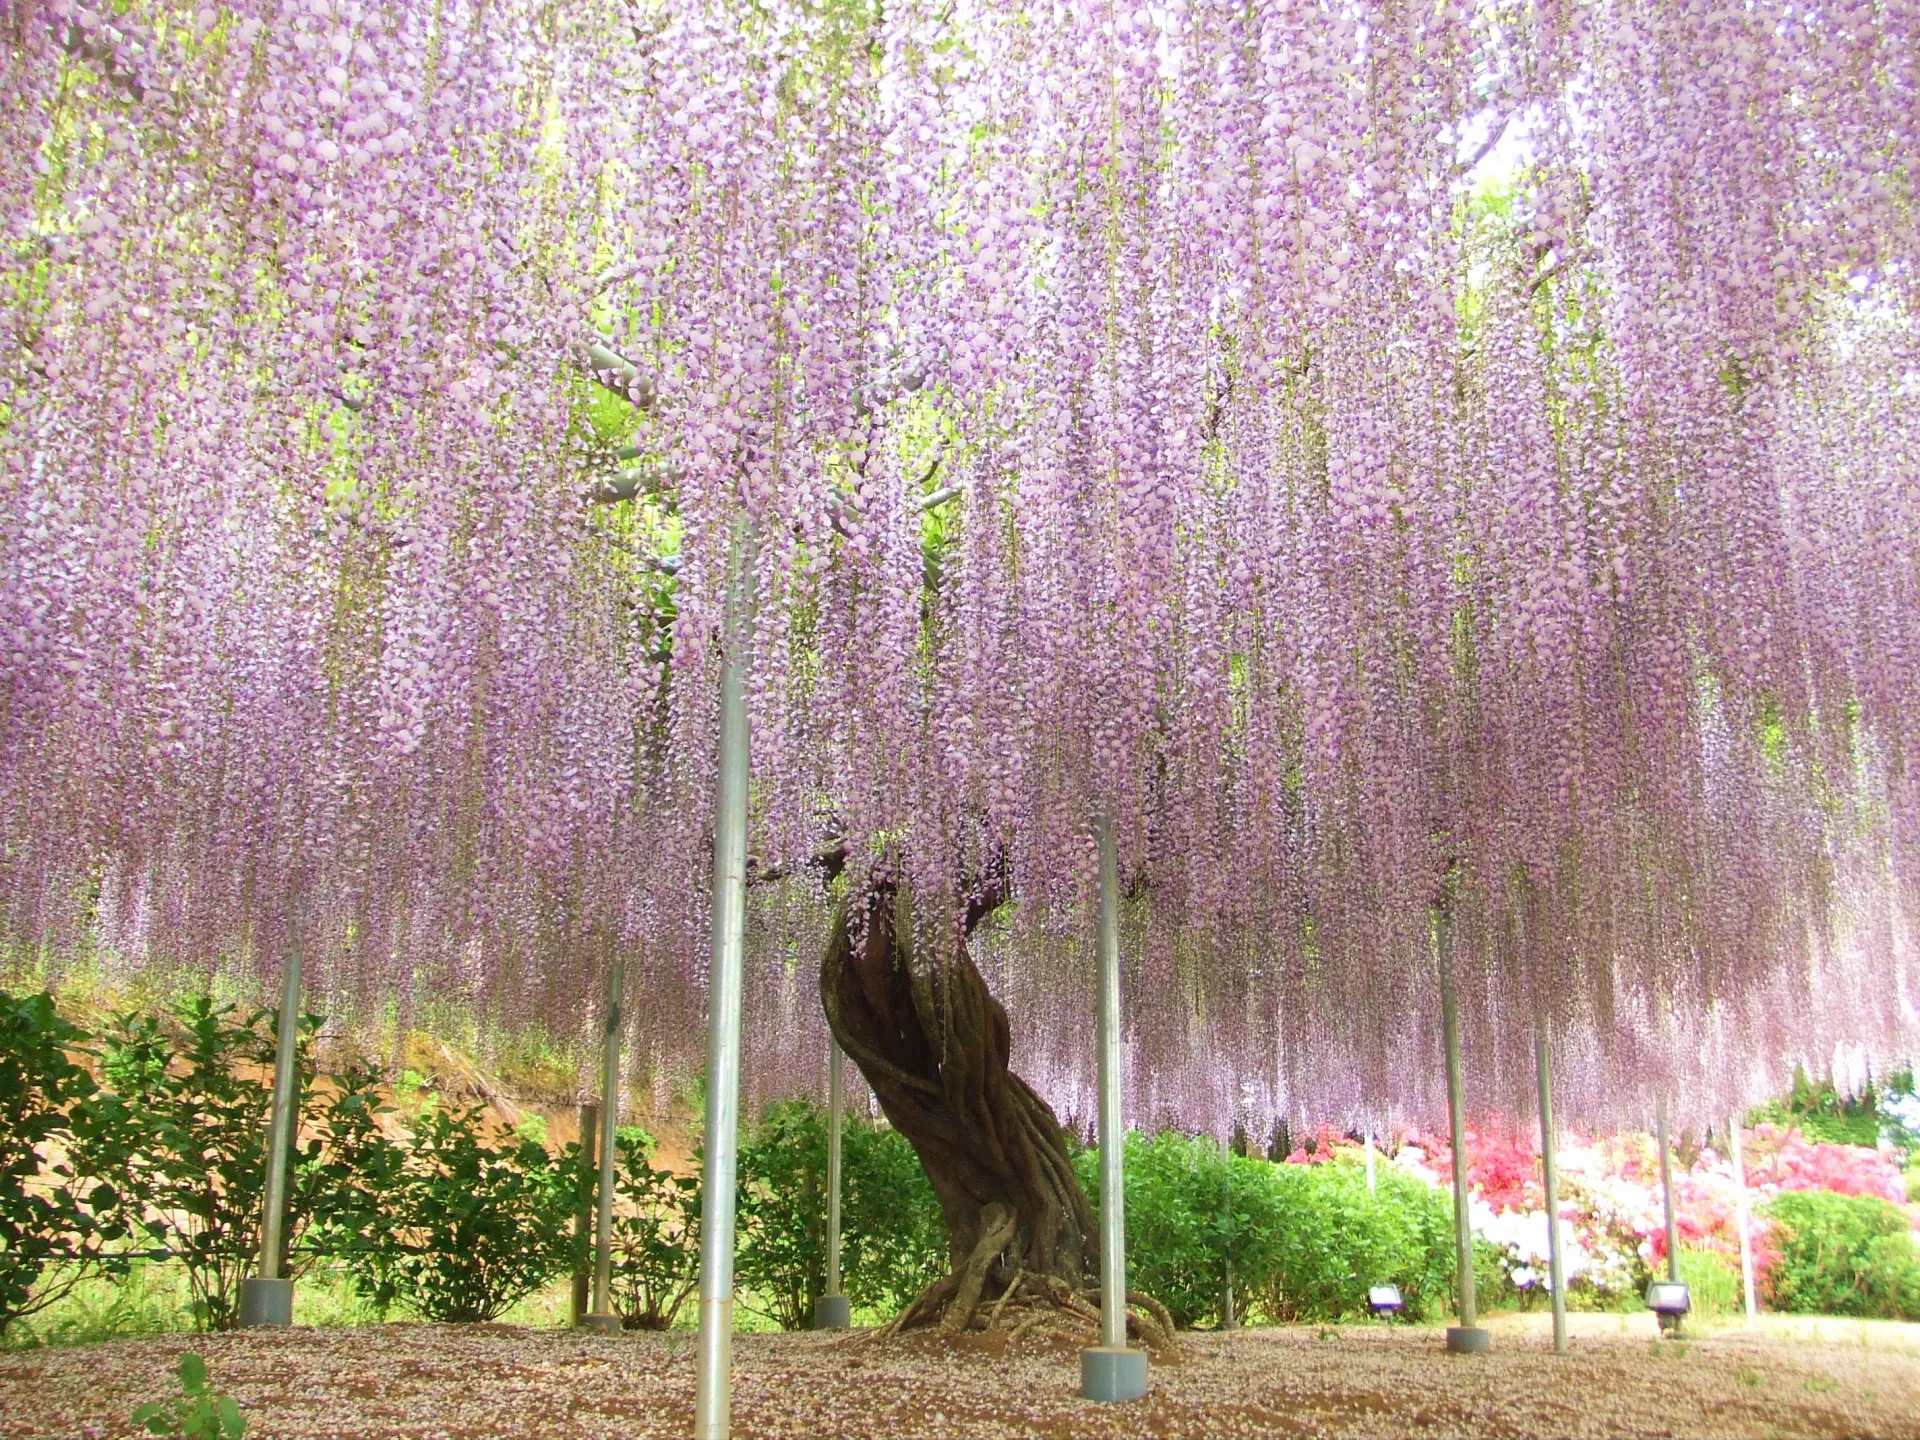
4, 1315, 1919, 1440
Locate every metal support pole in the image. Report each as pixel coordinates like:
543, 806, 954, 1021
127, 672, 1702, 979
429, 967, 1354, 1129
1437, 907, 1488, 1353
1081, 815, 1147, 1401
240, 902, 303, 1327
813, 1039, 850, 1328
1095, 816, 1126, 1352
1656, 1095, 1681, 1282
1729, 1115, 1757, 1322
584, 957, 625, 1331
1535, 1018, 1567, 1354
694, 519, 758, 1440
258, 928, 303, 1280
827, 1039, 843, 1296
1364, 1125, 1377, 1194
1652, 1094, 1686, 1335
571, 1103, 599, 1326
1223, 1137, 1238, 1331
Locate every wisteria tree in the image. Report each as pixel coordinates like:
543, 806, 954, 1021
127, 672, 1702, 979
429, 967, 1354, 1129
2, 0, 1916, 1330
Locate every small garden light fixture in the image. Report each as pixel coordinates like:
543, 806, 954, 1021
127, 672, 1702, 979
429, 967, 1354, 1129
1646, 1279, 1691, 1333
1367, 1285, 1405, 1318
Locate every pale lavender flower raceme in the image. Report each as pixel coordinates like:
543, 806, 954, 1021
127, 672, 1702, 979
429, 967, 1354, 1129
0, 0, 1914, 1137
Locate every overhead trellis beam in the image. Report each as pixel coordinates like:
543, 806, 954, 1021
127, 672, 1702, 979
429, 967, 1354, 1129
584, 340, 657, 409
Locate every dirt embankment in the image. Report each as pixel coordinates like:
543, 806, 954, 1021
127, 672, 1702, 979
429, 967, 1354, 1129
309, 1029, 700, 1173
40, 980, 699, 1171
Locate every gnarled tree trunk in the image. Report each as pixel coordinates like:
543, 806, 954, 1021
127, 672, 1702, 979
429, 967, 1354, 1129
819, 876, 1096, 1313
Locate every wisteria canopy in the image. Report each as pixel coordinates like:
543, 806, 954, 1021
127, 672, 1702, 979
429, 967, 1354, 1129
1, 0, 1915, 1139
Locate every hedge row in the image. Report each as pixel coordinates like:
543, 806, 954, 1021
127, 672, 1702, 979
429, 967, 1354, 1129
0, 989, 1457, 1335
1764, 1189, 1920, 1320
0, 989, 956, 1335
1, 989, 584, 1331
7, 988, 1916, 1338
1078, 1132, 1459, 1326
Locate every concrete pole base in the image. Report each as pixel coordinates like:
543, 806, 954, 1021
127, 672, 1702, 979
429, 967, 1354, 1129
813, 1294, 852, 1330
1080, 1346, 1149, 1402
579, 1311, 624, 1334
1444, 1326, 1491, 1354
239, 1277, 294, 1328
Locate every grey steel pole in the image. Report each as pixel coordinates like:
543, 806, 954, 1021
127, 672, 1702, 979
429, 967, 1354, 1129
1095, 816, 1126, 1351
1364, 1124, 1377, 1194
1080, 815, 1147, 1401
1437, 907, 1487, 1352
1222, 1137, 1237, 1331
571, 1103, 599, 1326
694, 519, 758, 1440
258, 921, 303, 1281
1656, 1095, 1681, 1283
240, 899, 304, 1327
1729, 1115, 1757, 1322
827, 1039, 843, 1297
587, 956, 624, 1328
1535, 1018, 1567, 1354
813, 1038, 850, 1328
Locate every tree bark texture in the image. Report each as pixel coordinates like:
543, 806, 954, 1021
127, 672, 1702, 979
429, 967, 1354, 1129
819, 877, 1096, 1299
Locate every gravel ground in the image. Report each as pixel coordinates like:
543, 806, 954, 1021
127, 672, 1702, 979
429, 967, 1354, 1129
4, 1318, 1919, 1440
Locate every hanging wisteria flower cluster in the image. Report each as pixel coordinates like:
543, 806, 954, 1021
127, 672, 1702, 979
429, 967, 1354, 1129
1, 0, 1914, 1135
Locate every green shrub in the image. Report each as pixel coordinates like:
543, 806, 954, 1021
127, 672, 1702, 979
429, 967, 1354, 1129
312, 1074, 572, 1322
733, 1100, 945, 1329
303, 1064, 407, 1298
1473, 1235, 1518, 1311
0, 990, 131, 1335
732, 1102, 827, 1331
1073, 1132, 1232, 1329
1255, 1161, 1456, 1323
1077, 1136, 1456, 1327
80, 998, 324, 1331
597, 1126, 700, 1330
1747, 1067, 1895, 1149
1762, 1189, 1920, 1319
838, 1114, 947, 1313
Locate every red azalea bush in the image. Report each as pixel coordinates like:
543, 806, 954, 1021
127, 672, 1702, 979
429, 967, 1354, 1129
1281, 1123, 1351, 1165
1403, 1121, 1543, 1214
1391, 1118, 1910, 1308
1649, 1165, 1736, 1257
1640, 1168, 1783, 1284
1739, 1125, 1907, 1203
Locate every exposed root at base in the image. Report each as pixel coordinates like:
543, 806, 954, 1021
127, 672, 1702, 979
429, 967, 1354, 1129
870, 1268, 1180, 1357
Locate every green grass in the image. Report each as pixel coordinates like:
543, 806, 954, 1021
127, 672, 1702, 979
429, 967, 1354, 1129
1676, 1247, 1745, 1321
4, 1263, 400, 1346
4, 1263, 192, 1347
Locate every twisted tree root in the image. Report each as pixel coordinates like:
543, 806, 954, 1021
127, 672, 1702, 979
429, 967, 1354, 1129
873, 1264, 1179, 1356
942, 1203, 1018, 1332
876, 1272, 960, 1341
1126, 1289, 1180, 1353
985, 1264, 1025, 1331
